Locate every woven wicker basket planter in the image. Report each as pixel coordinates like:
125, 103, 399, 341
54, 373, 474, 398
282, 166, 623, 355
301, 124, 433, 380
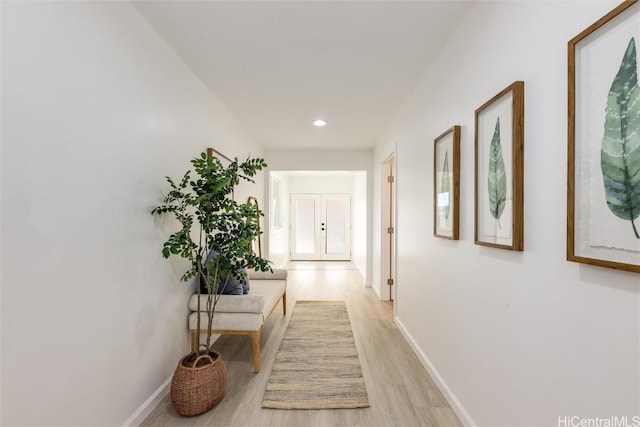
170, 350, 227, 416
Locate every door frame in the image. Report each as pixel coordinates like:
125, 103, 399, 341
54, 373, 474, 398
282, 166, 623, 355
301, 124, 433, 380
380, 153, 396, 302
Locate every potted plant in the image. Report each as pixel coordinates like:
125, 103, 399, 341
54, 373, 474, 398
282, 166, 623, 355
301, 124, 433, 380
152, 152, 271, 416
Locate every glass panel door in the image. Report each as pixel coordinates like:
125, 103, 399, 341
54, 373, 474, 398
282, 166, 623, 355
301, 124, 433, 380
294, 197, 316, 255
290, 194, 350, 261
325, 199, 346, 254
322, 195, 350, 260
290, 195, 320, 260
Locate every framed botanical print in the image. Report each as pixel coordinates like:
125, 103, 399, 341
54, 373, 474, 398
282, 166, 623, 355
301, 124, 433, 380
434, 126, 461, 240
568, 0, 640, 272
474, 81, 525, 251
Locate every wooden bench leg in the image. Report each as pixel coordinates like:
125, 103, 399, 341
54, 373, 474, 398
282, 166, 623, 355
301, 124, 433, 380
282, 292, 287, 315
190, 330, 198, 353
249, 330, 261, 373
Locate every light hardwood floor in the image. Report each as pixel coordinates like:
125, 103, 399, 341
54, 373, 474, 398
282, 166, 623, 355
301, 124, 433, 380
141, 262, 462, 427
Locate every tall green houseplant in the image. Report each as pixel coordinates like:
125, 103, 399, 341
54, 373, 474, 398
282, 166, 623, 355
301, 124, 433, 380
152, 152, 271, 364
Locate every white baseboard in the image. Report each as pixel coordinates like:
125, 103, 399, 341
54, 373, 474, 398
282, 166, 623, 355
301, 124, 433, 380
353, 261, 366, 278
364, 280, 373, 288
372, 283, 381, 299
394, 317, 476, 427
122, 374, 172, 427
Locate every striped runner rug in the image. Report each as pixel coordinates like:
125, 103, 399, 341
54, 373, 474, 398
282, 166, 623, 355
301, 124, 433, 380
262, 300, 370, 409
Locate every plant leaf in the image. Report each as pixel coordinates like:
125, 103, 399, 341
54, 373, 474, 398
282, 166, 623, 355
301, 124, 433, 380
488, 117, 507, 227
601, 37, 640, 239
440, 150, 451, 220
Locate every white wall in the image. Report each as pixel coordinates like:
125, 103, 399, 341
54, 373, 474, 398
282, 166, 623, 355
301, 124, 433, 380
289, 174, 353, 194
266, 149, 373, 172
1, 2, 263, 425
352, 172, 368, 281
374, 1, 640, 425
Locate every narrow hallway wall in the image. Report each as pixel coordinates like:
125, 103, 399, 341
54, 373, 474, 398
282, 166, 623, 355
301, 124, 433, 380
375, 1, 640, 425
1, 2, 263, 425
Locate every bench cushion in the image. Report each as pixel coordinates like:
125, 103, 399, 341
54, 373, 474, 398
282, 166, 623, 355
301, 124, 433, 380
188, 279, 286, 331
247, 269, 287, 281
189, 311, 264, 331
188, 279, 286, 314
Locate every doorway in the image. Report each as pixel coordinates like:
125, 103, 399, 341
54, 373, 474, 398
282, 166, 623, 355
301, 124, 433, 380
290, 194, 351, 261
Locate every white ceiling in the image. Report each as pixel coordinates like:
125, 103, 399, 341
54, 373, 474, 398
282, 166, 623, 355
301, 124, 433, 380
133, 1, 473, 150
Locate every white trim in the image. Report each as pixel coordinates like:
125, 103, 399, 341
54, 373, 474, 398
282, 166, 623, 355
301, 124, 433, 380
364, 280, 373, 288
380, 151, 396, 302
122, 374, 172, 427
354, 260, 367, 279
394, 317, 476, 427
371, 282, 381, 299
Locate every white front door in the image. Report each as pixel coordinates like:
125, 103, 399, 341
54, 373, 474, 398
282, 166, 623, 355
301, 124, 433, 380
290, 194, 351, 261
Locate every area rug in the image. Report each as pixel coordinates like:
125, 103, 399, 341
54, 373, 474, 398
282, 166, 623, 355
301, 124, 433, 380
262, 301, 370, 409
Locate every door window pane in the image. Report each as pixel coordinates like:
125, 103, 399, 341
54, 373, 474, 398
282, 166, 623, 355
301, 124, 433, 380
325, 199, 346, 254
295, 198, 315, 254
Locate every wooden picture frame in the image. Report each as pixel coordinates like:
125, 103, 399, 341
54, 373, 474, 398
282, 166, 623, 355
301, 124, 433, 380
206, 147, 236, 199
567, 0, 640, 273
206, 147, 232, 163
474, 81, 525, 251
434, 126, 461, 240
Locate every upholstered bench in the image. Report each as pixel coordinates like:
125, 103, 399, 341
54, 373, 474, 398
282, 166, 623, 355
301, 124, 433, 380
188, 268, 287, 373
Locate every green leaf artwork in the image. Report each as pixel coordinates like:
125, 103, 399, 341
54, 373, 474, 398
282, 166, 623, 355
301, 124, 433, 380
601, 37, 640, 239
441, 150, 451, 220
488, 117, 507, 229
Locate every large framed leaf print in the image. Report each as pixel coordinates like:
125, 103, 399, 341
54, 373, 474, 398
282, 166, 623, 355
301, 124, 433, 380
475, 81, 525, 251
568, 0, 640, 273
434, 126, 461, 240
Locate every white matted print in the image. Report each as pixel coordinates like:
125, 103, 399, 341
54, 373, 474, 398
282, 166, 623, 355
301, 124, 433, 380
434, 126, 460, 240
569, 0, 640, 272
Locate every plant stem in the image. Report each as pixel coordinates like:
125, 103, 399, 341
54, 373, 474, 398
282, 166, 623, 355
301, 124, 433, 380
205, 256, 218, 350
196, 227, 203, 355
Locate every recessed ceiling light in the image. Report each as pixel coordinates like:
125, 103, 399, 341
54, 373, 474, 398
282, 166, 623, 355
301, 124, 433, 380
313, 119, 327, 127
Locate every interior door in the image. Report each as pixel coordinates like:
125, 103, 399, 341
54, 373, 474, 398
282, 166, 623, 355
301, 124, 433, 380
290, 194, 351, 261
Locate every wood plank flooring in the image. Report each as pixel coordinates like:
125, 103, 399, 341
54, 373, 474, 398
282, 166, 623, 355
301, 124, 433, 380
141, 262, 462, 427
